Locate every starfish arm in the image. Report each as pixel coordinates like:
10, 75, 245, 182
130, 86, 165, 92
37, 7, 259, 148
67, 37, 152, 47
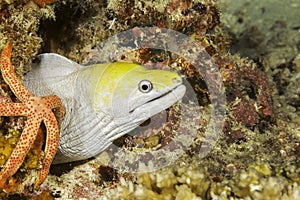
0, 114, 42, 188
0, 102, 28, 116
0, 43, 66, 189
35, 111, 60, 188
42, 95, 65, 123
1, 43, 34, 102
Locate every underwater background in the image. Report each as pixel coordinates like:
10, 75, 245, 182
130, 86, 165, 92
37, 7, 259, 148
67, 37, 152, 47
0, 0, 299, 199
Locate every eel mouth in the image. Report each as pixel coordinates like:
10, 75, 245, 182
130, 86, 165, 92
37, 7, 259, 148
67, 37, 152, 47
130, 84, 186, 116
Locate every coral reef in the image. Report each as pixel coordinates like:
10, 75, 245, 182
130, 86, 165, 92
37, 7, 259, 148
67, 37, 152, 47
38, 0, 220, 63
0, 1, 55, 78
0, 0, 299, 199
0, 0, 56, 197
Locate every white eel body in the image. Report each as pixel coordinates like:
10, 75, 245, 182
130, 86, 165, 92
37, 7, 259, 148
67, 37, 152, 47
25, 54, 186, 163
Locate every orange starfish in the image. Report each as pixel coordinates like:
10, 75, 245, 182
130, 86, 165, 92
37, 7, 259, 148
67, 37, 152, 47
0, 43, 65, 190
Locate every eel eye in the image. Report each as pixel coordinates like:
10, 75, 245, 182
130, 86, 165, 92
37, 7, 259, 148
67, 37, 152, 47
138, 80, 153, 93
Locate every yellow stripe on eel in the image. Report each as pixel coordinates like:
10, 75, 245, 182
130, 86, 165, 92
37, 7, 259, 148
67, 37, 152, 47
25, 55, 186, 163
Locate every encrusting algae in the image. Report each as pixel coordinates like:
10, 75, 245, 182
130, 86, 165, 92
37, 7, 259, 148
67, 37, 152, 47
0, 0, 300, 199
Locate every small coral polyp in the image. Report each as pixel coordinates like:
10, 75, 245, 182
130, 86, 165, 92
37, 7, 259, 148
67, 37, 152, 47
33, 0, 57, 7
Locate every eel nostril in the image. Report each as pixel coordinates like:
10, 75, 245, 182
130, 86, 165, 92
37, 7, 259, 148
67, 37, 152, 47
172, 77, 181, 84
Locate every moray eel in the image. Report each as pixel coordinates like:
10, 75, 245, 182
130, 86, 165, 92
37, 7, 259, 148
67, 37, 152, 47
25, 54, 186, 163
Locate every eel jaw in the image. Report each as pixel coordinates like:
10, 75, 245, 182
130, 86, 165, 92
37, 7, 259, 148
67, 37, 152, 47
130, 84, 186, 121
